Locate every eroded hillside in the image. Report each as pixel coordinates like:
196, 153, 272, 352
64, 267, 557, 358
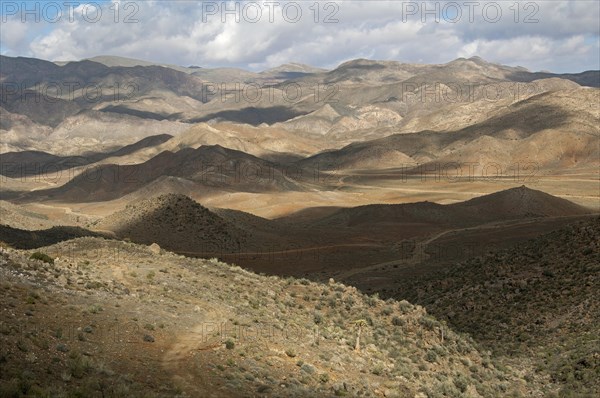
0, 237, 536, 397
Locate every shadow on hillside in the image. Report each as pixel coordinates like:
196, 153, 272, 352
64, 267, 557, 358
0, 135, 172, 178
0, 225, 112, 249
188, 106, 307, 125
508, 70, 600, 88
101, 105, 184, 121
454, 103, 575, 140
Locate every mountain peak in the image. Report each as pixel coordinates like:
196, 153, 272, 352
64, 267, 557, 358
100, 193, 246, 253
448, 56, 490, 67
455, 185, 591, 218
468, 55, 486, 63
261, 62, 326, 75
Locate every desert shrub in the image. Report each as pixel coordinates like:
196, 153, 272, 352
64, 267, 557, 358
453, 374, 469, 393
419, 315, 438, 330
85, 281, 103, 289
398, 300, 413, 313
300, 363, 315, 374
426, 350, 438, 363
69, 355, 93, 379
432, 344, 448, 357
381, 307, 393, 316
29, 252, 54, 264
328, 298, 338, 308
88, 305, 102, 314
314, 312, 323, 324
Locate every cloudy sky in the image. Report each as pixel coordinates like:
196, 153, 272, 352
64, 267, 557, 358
1, 0, 599, 72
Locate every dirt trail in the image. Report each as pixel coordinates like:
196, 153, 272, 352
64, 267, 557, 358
161, 306, 231, 397
176, 242, 384, 257
335, 229, 452, 280
334, 215, 598, 280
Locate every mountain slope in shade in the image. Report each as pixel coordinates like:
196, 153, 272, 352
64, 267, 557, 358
450, 185, 592, 218
0, 56, 207, 127
396, 217, 600, 396
510, 69, 600, 87
311, 186, 591, 228
141, 122, 323, 159
0, 134, 173, 178
297, 87, 599, 171
97, 194, 246, 253
27, 145, 305, 202
0, 224, 108, 249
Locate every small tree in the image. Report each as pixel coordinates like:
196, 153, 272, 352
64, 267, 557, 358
439, 320, 447, 343
353, 319, 368, 352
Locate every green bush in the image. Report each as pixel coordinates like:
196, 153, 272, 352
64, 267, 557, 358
29, 252, 54, 264
426, 350, 438, 363
453, 374, 469, 393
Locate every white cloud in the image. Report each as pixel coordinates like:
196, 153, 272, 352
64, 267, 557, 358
1, 1, 598, 72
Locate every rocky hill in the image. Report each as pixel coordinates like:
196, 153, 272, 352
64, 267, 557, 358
0, 237, 538, 397
450, 186, 591, 219
97, 194, 246, 254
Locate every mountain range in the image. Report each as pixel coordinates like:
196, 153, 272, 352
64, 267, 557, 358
1, 54, 599, 397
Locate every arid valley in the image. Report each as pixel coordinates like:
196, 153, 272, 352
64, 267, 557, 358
1, 1, 599, 396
